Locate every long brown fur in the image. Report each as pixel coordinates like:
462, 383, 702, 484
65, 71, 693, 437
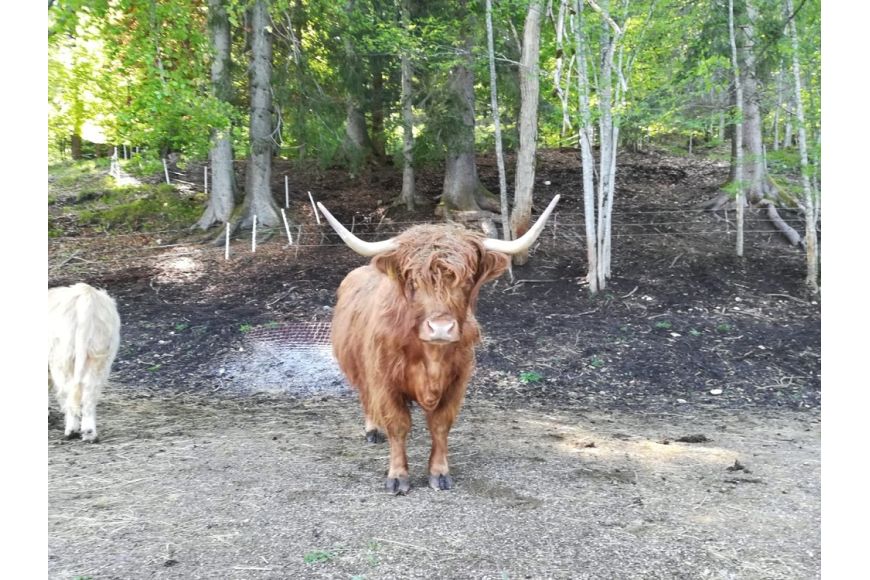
331, 224, 509, 491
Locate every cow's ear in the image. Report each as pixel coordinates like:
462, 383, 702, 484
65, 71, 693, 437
372, 252, 405, 284
469, 250, 510, 309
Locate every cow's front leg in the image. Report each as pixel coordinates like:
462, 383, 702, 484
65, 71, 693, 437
383, 405, 412, 495
426, 408, 456, 490
364, 415, 386, 444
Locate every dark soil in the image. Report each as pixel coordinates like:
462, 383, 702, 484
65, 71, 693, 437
48, 148, 820, 413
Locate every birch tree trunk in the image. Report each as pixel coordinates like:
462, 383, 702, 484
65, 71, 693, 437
485, 0, 511, 247
773, 62, 784, 151
553, 0, 573, 138
595, 0, 617, 287
729, 0, 745, 257
510, 0, 544, 266
241, 0, 280, 228
575, 0, 598, 294
785, 0, 819, 293
399, 0, 415, 210
197, 0, 236, 230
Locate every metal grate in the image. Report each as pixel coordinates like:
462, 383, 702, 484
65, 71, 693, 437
220, 321, 349, 396
245, 321, 332, 349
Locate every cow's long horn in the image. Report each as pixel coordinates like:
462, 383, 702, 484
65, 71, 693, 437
316, 202, 399, 257
483, 195, 561, 255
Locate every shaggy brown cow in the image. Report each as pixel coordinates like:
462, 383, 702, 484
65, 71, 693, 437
318, 196, 559, 494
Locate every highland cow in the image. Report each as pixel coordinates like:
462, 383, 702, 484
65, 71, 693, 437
319, 196, 559, 494
48, 283, 121, 442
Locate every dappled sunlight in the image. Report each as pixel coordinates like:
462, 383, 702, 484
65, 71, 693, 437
516, 416, 739, 471
154, 250, 205, 284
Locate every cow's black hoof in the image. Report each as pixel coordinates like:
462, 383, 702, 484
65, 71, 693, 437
428, 474, 454, 490
385, 477, 411, 495
365, 429, 386, 444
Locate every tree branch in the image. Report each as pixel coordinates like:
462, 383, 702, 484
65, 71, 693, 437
584, 0, 623, 35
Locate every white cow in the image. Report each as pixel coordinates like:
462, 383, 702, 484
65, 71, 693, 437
48, 283, 121, 442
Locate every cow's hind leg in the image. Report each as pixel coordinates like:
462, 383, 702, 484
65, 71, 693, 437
62, 383, 82, 440
79, 378, 102, 443
383, 405, 412, 495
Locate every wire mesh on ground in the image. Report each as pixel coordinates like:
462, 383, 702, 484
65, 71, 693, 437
221, 321, 349, 396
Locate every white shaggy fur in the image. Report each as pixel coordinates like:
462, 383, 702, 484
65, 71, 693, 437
48, 283, 121, 442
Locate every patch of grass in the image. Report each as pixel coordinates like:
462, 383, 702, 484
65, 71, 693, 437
123, 155, 166, 178
303, 550, 335, 564
76, 183, 202, 232
239, 323, 253, 333
654, 320, 672, 330
174, 323, 189, 332
589, 357, 605, 369
689, 328, 701, 337
148, 364, 162, 372
519, 371, 543, 384
264, 320, 280, 329
365, 540, 380, 567
716, 323, 733, 333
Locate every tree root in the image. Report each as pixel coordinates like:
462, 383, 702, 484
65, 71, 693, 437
759, 199, 804, 248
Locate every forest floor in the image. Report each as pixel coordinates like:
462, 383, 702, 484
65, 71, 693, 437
47, 148, 820, 580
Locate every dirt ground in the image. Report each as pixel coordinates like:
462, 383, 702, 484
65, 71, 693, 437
48, 149, 821, 579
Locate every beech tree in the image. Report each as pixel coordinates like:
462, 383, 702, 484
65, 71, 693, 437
196, 0, 237, 230
241, 0, 281, 229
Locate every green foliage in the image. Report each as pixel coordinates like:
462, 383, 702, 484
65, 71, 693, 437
303, 550, 335, 564
716, 323, 732, 333
47, 0, 820, 181
654, 320, 672, 330
519, 371, 543, 384
239, 323, 252, 333
589, 357, 605, 369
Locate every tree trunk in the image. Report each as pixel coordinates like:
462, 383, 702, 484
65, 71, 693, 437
370, 54, 387, 163
510, 0, 543, 266
773, 62, 784, 151
197, 0, 236, 230
242, 0, 280, 228
738, 0, 769, 203
729, 0, 745, 257
595, 0, 617, 287
441, 0, 496, 213
70, 133, 82, 160
341, 2, 373, 171
575, 0, 598, 294
785, 0, 820, 292
399, 0, 415, 210
553, 0, 572, 138
485, 0, 511, 252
